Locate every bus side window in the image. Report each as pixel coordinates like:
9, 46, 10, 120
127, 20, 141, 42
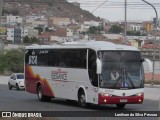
88, 49, 98, 87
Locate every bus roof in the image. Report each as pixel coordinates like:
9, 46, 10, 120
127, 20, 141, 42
25, 40, 139, 51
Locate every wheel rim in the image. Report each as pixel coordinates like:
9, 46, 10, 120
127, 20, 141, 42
80, 94, 86, 106
38, 88, 42, 99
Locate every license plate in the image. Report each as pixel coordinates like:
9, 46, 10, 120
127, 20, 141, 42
120, 99, 127, 103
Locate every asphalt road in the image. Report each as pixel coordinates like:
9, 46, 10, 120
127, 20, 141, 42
0, 84, 159, 120
0, 84, 159, 111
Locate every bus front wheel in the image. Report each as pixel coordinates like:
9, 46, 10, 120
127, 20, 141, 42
116, 104, 126, 109
37, 85, 51, 102
78, 90, 88, 107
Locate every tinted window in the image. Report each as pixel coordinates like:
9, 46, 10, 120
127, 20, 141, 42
99, 51, 142, 62
17, 74, 24, 79
88, 49, 98, 87
25, 49, 87, 69
64, 49, 86, 68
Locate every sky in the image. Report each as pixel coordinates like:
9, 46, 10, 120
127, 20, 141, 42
67, 0, 160, 22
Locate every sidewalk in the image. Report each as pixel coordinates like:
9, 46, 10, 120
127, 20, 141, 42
145, 84, 160, 88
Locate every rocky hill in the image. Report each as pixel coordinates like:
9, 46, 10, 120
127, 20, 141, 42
3, 0, 100, 22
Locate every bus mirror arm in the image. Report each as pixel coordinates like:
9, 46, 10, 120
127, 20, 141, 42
96, 58, 102, 74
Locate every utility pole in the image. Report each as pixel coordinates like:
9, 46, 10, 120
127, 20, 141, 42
142, 0, 158, 85
124, 0, 127, 45
0, 0, 4, 53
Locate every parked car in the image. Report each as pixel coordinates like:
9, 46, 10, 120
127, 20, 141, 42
8, 73, 25, 90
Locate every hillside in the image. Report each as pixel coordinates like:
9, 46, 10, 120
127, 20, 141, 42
3, 0, 100, 22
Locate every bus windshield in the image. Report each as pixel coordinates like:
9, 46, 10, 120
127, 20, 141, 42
98, 51, 144, 89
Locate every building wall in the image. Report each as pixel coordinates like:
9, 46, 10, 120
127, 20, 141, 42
84, 21, 100, 27
32, 20, 48, 27
49, 17, 70, 26
14, 28, 21, 43
0, 27, 7, 35
21, 28, 28, 37
28, 29, 38, 38
67, 28, 73, 37
7, 16, 23, 23
51, 36, 74, 43
127, 24, 142, 31
7, 28, 14, 42
144, 22, 153, 32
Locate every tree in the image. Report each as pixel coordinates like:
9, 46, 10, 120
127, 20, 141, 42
23, 36, 30, 43
89, 26, 97, 34
109, 25, 123, 34
45, 27, 53, 32
0, 49, 24, 74
34, 27, 43, 35
10, 10, 19, 16
30, 37, 39, 44
127, 31, 141, 36
2, 9, 10, 15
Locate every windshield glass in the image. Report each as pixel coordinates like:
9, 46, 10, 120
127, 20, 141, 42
16, 74, 24, 79
98, 51, 144, 89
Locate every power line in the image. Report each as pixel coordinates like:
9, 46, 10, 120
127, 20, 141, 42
90, 0, 108, 13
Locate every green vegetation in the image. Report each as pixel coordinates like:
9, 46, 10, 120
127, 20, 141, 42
88, 26, 97, 34
127, 31, 140, 36
0, 49, 24, 75
45, 27, 53, 32
23, 36, 39, 44
88, 26, 104, 34
109, 25, 123, 34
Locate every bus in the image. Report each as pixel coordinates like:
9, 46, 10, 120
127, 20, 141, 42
25, 40, 145, 109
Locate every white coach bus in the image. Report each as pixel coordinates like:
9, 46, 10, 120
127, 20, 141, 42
25, 41, 145, 109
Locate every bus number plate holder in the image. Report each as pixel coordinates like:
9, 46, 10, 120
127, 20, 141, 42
120, 99, 127, 103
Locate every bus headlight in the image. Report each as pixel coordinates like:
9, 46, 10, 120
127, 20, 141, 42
136, 93, 143, 96
100, 93, 111, 97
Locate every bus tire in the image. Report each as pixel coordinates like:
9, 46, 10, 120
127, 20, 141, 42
78, 90, 88, 108
37, 85, 51, 102
116, 104, 126, 109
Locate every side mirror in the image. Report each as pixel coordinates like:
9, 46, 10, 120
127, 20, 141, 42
144, 58, 153, 72
96, 58, 102, 74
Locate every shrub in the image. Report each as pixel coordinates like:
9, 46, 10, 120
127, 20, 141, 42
0, 49, 24, 74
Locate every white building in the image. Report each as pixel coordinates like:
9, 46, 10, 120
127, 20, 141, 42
21, 28, 28, 38
25, 15, 47, 27
28, 29, 39, 38
84, 21, 100, 27
103, 34, 122, 40
7, 27, 39, 43
51, 36, 74, 43
31, 19, 48, 27
127, 24, 142, 32
67, 28, 74, 37
21, 27, 39, 38
7, 15, 23, 23
80, 21, 101, 32
7, 28, 14, 42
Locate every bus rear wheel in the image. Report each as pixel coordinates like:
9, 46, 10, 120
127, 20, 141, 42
116, 104, 126, 109
37, 85, 51, 102
78, 90, 88, 107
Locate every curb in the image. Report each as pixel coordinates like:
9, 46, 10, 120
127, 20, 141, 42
145, 84, 160, 88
